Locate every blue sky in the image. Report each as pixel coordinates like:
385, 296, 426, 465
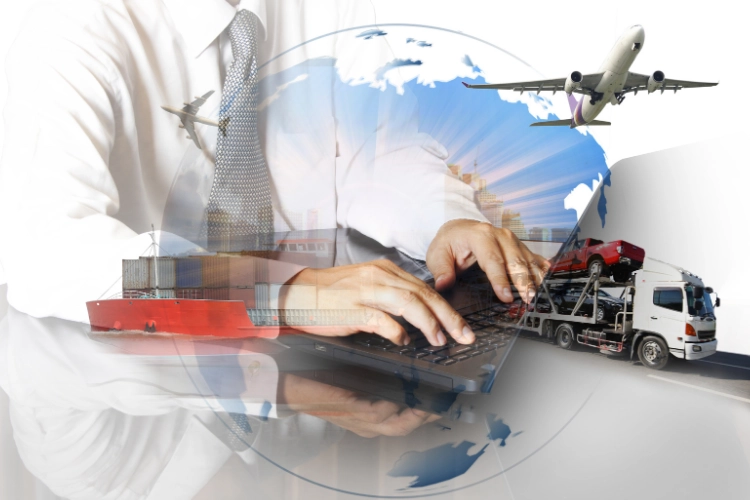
258, 59, 608, 231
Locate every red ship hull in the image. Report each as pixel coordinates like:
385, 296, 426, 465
87, 299, 279, 338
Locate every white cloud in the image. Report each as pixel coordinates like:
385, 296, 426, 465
564, 173, 603, 221
258, 74, 309, 111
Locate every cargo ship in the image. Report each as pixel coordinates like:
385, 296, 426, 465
86, 237, 362, 338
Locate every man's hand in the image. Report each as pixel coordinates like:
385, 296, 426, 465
427, 220, 550, 304
279, 374, 440, 438
282, 260, 475, 346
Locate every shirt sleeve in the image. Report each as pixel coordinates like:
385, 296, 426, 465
0, 8, 153, 322
333, 69, 487, 261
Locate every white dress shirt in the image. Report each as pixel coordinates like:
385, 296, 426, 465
0, 307, 345, 499
0, 0, 485, 322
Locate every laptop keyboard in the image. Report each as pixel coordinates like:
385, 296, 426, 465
350, 304, 514, 366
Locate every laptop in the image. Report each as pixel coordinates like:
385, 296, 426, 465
273, 229, 522, 394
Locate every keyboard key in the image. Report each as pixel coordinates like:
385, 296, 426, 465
439, 359, 457, 366
491, 341, 508, 348
466, 350, 483, 357
465, 313, 487, 321
443, 345, 473, 357
405, 351, 429, 359
351, 333, 376, 344
422, 354, 447, 363
407, 337, 431, 349
387, 346, 413, 354
453, 354, 470, 362
423, 345, 449, 354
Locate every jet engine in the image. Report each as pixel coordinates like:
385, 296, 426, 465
647, 71, 665, 93
564, 71, 583, 94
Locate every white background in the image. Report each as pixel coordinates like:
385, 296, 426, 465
3, 1, 746, 165
1, 0, 747, 352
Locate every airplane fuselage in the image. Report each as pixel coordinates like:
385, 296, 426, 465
572, 25, 645, 127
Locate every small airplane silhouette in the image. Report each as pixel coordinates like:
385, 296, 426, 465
161, 90, 229, 149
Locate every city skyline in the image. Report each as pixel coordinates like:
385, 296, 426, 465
449, 162, 572, 242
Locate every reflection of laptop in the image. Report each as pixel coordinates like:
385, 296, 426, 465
275, 230, 521, 394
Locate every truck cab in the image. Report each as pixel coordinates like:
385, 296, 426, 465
631, 258, 718, 366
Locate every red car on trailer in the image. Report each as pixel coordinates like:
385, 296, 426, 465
549, 238, 645, 282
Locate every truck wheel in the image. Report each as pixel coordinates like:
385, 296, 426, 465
556, 323, 576, 350
588, 258, 606, 277
638, 335, 669, 370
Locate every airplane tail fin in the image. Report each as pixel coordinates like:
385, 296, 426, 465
530, 119, 573, 127
567, 93, 578, 115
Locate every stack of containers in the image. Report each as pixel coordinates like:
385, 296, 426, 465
202, 256, 229, 300
176, 257, 203, 299
229, 256, 255, 308
122, 255, 275, 307
123, 257, 178, 297
254, 258, 269, 309
122, 258, 150, 295
150, 257, 176, 298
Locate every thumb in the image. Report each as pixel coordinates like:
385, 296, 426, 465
426, 243, 456, 292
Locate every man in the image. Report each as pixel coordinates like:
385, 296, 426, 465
0, 0, 547, 429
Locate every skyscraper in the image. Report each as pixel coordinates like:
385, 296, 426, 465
502, 209, 527, 240
551, 228, 573, 242
528, 227, 552, 241
450, 163, 504, 227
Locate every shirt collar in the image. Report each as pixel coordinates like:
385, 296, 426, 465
163, 0, 268, 58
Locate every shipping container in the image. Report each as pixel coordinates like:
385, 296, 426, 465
229, 287, 255, 308
122, 289, 151, 299
228, 256, 256, 288
203, 288, 229, 300
176, 288, 203, 300
202, 256, 230, 288
255, 283, 270, 308
123, 259, 150, 290
255, 258, 269, 283
176, 258, 203, 288
148, 257, 176, 289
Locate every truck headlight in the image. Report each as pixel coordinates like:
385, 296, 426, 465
616, 245, 622, 254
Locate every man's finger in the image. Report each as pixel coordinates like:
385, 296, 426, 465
520, 245, 550, 287
425, 243, 457, 292
467, 233, 514, 302
359, 307, 410, 345
377, 264, 474, 344
493, 231, 536, 303
362, 285, 445, 346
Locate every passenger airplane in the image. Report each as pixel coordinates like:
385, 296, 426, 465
462, 25, 717, 128
161, 90, 229, 149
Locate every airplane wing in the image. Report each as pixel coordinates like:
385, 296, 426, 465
622, 72, 718, 94
181, 90, 215, 114
181, 118, 202, 150
462, 74, 604, 96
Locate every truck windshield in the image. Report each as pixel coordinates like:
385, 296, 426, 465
685, 285, 715, 316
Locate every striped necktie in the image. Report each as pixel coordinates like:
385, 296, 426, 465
205, 9, 273, 250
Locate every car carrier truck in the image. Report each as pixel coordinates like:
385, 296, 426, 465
518, 257, 718, 369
